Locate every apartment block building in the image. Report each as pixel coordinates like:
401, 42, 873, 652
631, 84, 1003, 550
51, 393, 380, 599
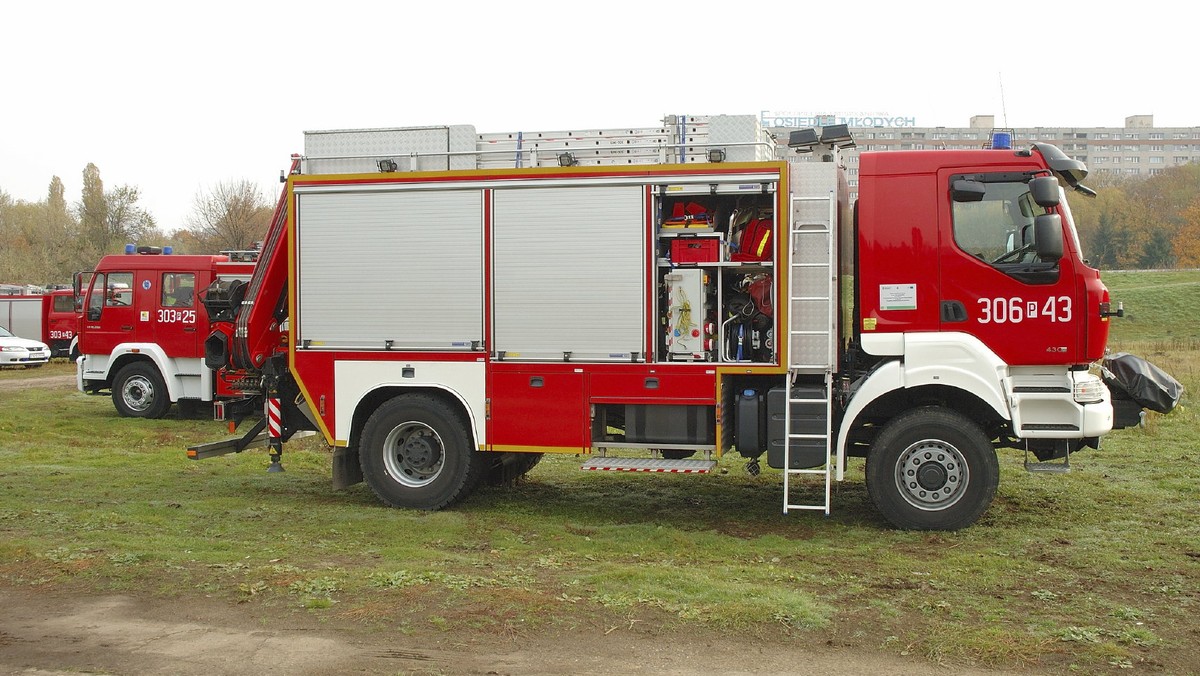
767, 114, 1200, 193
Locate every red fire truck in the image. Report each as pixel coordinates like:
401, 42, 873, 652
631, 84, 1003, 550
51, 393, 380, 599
189, 115, 1129, 530
0, 289, 79, 358
76, 247, 257, 418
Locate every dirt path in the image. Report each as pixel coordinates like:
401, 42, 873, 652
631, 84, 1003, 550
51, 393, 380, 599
0, 589, 1016, 675
0, 373, 74, 391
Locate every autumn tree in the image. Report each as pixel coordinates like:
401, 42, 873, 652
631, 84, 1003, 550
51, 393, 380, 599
183, 180, 272, 253
105, 184, 158, 246
78, 162, 109, 253
1174, 201, 1200, 267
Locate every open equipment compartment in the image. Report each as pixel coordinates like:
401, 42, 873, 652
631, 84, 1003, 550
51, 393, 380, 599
653, 182, 778, 365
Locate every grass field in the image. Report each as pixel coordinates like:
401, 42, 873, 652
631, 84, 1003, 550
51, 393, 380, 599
1, 271, 1197, 674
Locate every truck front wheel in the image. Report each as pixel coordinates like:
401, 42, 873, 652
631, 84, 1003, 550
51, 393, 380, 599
112, 362, 171, 419
359, 395, 484, 510
865, 408, 998, 531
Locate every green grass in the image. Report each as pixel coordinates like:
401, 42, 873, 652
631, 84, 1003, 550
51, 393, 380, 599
1105, 269, 1200, 344
1, 273, 1198, 673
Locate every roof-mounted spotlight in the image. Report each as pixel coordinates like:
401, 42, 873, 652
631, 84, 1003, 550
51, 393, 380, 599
378, 158, 399, 172
558, 152, 577, 167
707, 148, 726, 163
788, 128, 820, 153
819, 124, 856, 149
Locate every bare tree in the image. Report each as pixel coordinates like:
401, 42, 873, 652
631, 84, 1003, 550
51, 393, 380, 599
184, 180, 272, 253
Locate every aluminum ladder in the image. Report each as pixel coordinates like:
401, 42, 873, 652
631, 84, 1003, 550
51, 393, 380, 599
782, 191, 837, 515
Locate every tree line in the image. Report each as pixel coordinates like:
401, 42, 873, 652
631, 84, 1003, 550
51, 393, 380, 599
1, 160, 1198, 287
1069, 163, 1200, 269
0, 164, 273, 286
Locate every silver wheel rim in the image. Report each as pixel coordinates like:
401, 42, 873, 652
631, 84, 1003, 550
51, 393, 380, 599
121, 374, 155, 412
382, 422, 445, 488
894, 438, 969, 511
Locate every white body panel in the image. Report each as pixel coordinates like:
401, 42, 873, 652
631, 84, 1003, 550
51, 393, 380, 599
78, 347, 213, 402
835, 332, 1110, 477
333, 360, 487, 446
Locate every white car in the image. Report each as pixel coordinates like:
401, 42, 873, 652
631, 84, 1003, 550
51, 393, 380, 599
0, 325, 50, 367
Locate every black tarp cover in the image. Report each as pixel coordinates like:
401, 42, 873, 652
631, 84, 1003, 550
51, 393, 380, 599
1102, 352, 1184, 414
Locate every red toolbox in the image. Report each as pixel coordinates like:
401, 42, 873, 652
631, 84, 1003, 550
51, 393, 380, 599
670, 236, 721, 263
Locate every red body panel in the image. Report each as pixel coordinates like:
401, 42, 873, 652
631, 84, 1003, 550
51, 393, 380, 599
488, 363, 589, 450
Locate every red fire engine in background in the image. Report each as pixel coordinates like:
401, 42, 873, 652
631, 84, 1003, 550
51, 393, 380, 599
0, 289, 79, 358
76, 246, 259, 418
187, 114, 1140, 530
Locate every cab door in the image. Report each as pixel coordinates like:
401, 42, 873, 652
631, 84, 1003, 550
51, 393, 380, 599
938, 169, 1079, 366
153, 271, 204, 358
81, 271, 136, 357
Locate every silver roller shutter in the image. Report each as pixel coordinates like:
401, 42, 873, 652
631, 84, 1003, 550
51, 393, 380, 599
492, 185, 645, 361
296, 189, 484, 350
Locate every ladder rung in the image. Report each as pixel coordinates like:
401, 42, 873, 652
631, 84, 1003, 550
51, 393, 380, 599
787, 434, 828, 440
785, 504, 829, 512
786, 467, 830, 475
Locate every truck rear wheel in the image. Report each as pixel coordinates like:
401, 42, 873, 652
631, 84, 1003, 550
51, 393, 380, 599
112, 362, 171, 419
865, 408, 998, 531
359, 395, 484, 510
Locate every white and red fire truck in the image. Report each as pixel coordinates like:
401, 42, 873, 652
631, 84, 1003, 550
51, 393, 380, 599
76, 246, 258, 418
188, 115, 1130, 530
0, 288, 79, 358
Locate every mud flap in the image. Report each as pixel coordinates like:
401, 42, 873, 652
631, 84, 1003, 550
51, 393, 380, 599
332, 445, 363, 490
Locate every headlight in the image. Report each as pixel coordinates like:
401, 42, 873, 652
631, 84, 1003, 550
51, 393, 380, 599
0, 346, 26, 352
1073, 374, 1106, 404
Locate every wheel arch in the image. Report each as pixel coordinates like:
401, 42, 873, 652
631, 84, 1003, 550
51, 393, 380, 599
346, 385, 480, 461
88, 344, 184, 402
838, 359, 1009, 476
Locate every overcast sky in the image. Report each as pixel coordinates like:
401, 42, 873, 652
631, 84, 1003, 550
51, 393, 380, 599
1, 1, 1193, 236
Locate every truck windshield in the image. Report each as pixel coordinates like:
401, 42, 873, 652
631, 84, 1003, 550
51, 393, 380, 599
1057, 187, 1086, 264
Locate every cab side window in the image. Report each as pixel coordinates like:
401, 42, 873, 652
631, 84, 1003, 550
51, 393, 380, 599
162, 273, 195, 308
951, 174, 1057, 284
105, 272, 133, 307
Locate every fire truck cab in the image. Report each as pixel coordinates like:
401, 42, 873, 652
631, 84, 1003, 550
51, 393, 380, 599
77, 247, 255, 418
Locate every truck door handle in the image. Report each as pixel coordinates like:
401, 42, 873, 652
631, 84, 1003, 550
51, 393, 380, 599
530, 377, 544, 388
940, 301, 967, 323
644, 378, 659, 389
184, 327, 197, 332
121, 325, 134, 331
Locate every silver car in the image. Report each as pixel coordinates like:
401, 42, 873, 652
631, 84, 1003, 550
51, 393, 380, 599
0, 325, 50, 367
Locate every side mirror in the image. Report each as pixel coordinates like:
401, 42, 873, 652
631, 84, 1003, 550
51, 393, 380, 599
1029, 176, 1061, 208
87, 307, 101, 321
951, 179, 987, 202
1034, 214, 1063, 262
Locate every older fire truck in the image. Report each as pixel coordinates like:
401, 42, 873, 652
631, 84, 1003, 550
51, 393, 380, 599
189, 115, 1125, 530
76, 247, 257, 418
0, 289, 78, 358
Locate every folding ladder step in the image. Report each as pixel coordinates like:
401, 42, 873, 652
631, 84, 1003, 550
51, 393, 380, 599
580, 457, 715, 474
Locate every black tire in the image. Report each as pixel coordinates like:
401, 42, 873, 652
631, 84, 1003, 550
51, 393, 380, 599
865, 408, 998, 531
482, 452, 543, 487
112, 362, 171, 419
359, 395, 484, 510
